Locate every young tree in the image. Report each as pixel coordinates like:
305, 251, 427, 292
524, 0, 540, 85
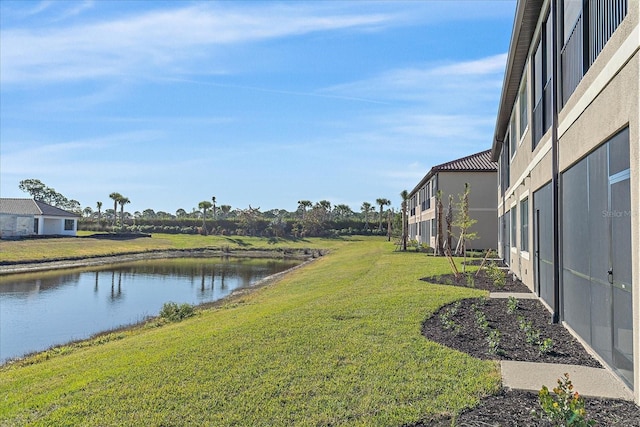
453, 183, 478, 272
376, 198, 391, 233
436, 190, 444, 255
400, 190, 409, 251
446, 194, 454, 252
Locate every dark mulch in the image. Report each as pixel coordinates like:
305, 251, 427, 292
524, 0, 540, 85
422, 298, 601, 366
410, 271, 640, 426
409, 389, 640, 426
421, 269, 530, 293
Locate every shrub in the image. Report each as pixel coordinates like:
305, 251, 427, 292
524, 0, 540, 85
159, 302, 195, 322
537, 373, 594, 426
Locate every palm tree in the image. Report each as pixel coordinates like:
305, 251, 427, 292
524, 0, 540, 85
297, 200, 312, 219
361, 202, 372, 231
211, 196, 217, 220
198, 200, 213, 235
376, 198, 391, 232
400, 190, 409, 251
118, 196, 130, 230
96, 201, 102, 223
109, 192, 123, 227
220, 205, 232, 218
333, 204, 353, 219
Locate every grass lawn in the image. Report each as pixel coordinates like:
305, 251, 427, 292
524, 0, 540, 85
0, 232, 340, 263
0, 237, 499, 426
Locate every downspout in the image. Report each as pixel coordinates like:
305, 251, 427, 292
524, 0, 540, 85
551, 0, 561, 324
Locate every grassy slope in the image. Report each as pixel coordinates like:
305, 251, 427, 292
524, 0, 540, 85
0, 237, 499, 426
0, 233, 337, 263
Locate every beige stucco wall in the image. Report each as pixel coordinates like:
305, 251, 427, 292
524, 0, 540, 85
408, 170, 498, 251
497, 0, 639, 401
437, 171, 498, 251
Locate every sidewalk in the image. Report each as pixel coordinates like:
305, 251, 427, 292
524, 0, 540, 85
501, 360, 635, 401
490, 291, 635, 402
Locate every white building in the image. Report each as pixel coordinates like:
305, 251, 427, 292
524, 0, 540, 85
0, 198, 79, 238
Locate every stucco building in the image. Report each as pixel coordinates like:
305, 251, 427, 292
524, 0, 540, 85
492, 0, 638, 400
0, 198, 79, 238
407, 149, 498, 252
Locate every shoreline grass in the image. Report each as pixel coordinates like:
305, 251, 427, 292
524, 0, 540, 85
0, 237, 499, 426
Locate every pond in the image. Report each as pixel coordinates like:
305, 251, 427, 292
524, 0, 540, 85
0, 257, 301, 363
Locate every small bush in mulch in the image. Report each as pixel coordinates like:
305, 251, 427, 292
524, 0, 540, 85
421, 268, 530, 293
408, 389, 640, 426
423, 298, 601, 366
414, 296, 640, 426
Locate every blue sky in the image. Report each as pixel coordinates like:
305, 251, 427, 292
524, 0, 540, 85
0, 0, 516, 214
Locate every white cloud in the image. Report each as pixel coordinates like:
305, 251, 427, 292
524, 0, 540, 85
321, 53, 507, 103
0, 3, 396, 85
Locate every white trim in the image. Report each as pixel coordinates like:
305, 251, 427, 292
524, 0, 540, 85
504, 136, 552, 201
558, 24, 640, 137
469, 208, 499, 212
521, 251, 530, 261
518, 127, 528, 146
519, 190, 530, 201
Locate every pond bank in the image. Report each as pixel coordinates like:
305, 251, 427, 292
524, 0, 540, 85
0, 248, 325, 276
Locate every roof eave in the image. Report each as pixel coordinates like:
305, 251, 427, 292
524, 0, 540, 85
491, 0, 544, 161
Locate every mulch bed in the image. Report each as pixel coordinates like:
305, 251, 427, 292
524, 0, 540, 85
423, 298, 601, 366
411, 271, 640, 426
421, 269, 530, 293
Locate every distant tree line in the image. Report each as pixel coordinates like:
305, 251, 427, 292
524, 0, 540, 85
17, 179, 401, 238
80, 198, 401, 238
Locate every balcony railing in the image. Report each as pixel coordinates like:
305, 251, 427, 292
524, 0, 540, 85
561, 14, 583, 106
589, 0, 628, 66
560, 0, 627, 106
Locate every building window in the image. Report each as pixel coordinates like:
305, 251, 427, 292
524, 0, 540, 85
510, 208, 517, 248
533, 12, 552, 149
520, 198, 529, 252
64, 219, 74, 231
510, 116, 517, 158
519, 74, 528, 139
501, 135, 511, 191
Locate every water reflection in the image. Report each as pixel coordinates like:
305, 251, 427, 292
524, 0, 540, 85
0, 257, 300, 363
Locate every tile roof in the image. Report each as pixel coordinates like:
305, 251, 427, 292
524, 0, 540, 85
431, 149, 498, 172
0, 198, 79, 217
409, 149, 497, 196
